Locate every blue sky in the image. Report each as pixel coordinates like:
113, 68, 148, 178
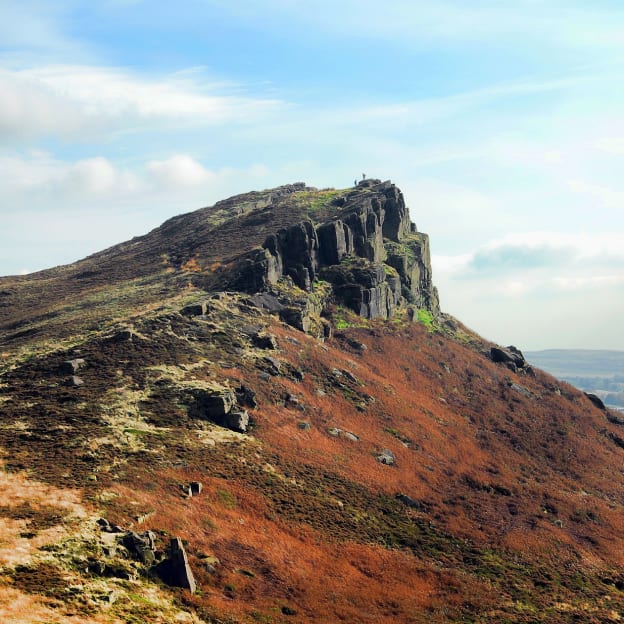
2, 0, 624, 350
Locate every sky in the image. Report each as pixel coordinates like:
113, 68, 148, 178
1, 0, 624, 350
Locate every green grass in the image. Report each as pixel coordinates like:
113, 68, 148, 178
216, 488, 237, 509
417, 308, 436, 332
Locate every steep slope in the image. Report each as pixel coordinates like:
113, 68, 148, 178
1, 181, 624, 623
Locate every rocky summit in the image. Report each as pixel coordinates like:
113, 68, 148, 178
1, 180, 624, 623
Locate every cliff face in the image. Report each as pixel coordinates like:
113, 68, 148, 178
227, 179, 439, 322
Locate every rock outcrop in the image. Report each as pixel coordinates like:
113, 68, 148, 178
226, 179, 439, 323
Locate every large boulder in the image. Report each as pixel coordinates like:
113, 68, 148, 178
157, 538, 197, 593
491, 346, 526, 369
189, 388, 249, 432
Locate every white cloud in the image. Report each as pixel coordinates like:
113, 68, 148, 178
0, 153, 141, 200
434, 232, 624, 279
146, 154, 213, 188
0, 65, 284, 145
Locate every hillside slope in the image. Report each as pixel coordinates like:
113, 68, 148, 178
1, 181, 624, 623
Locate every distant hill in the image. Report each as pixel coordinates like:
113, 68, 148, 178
526, 349, 624, 409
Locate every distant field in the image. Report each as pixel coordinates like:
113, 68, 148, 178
526, 349, 624, 409
525, 349, 624, 378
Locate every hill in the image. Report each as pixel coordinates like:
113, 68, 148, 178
1, 180, 624, 623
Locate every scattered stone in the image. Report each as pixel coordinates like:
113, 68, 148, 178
297, 422, 312, 430
281, 606, 297, 616
396, 493, 424, 509
259, 372, 271, 382
107, 327, 135, 342
344, 431, 359, 442
189, 481, 203, 496
341, 370, 359, 384
327, 427, 342, 437
509, 382, 534, 399
253, 332, 278, 350
60, 358, 85, 375
248, 292, 285, 313
285, 393, 299, 407
292, 368, 305, 382
191, 388, 249, 432
134, 510, 155, 525
199, 554, 220, 574
96, 518, 111, 530
64, 375, 84, 387
585, 393, 606, 410
346, 338, 367, 352
263, 356, 282, 376
377, 449, 396, 465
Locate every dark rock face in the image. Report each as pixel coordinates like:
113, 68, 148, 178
585, 393, 606, 410
122, 531, 156, 565
320, 259, 400, 320
490, 346, 529, 373
189, 388, 248, 432
265, 220, 319, 290
223, 179, 439, 322
157, 537, 197, 593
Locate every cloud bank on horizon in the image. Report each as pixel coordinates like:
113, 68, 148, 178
1, 0, 623, 350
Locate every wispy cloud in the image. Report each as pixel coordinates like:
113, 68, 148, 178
435, 232, 624, 278
0, 65, 284, 145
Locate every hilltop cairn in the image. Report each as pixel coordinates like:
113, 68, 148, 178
228, 179, 439, 327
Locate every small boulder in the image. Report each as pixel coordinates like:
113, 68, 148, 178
189, 481, 203, 496
263, 356, 282, 376
108, 328, 134, 342
396, 493, 425, 510
253, 332, 278, 350
181, 302, 207, 317
377, 449, 396, 465
60, 358, 85, 375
